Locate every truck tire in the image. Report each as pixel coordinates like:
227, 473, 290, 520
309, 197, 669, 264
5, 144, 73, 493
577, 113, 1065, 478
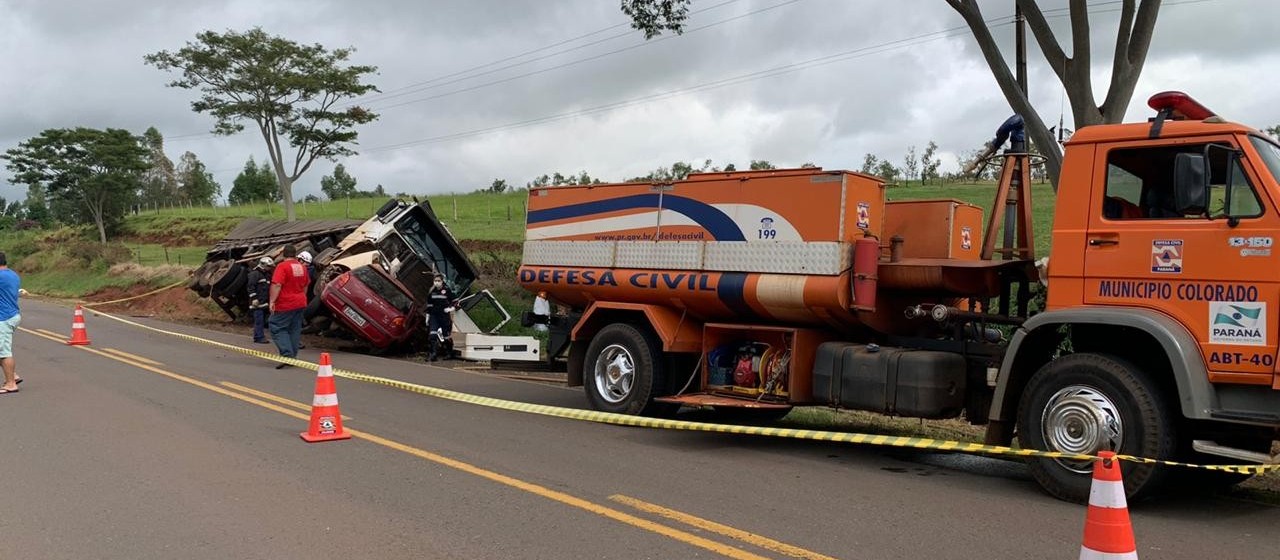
203, 259, 229, 286
211, 262, 243, 294
584, 323, 669, 416
217, 265, 248, 298
196, 260, 221, 290
314, 246, 340, 268
1017, 353, 1177, 503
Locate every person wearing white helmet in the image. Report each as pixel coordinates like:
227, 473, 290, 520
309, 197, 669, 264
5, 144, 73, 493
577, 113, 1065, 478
295, 250, 318, 347
247, 256, 274, 344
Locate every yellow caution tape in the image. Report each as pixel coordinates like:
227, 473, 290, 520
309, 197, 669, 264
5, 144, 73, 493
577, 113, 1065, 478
79, 303, 1279, 475
78, 280, 186, 307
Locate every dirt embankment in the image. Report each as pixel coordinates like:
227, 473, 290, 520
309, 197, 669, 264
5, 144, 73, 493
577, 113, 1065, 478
84, 284, 226, 323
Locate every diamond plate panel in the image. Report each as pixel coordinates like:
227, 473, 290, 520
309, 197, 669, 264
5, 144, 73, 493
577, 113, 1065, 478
703, 241, 849, 275
615, 241, 703, 270
521, 240, 615, 267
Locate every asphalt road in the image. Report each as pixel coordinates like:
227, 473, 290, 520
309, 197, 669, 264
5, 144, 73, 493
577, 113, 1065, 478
0, 298, 1275, 560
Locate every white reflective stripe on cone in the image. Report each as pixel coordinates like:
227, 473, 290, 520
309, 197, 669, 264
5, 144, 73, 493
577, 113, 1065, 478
316, 366, 334, 378
312, 393, 339, 407
1080, 546, 1138, 559
1088, 479, 1127, 509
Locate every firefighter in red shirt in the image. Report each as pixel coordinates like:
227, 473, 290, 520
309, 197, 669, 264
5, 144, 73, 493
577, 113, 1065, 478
268, 244, 310, 369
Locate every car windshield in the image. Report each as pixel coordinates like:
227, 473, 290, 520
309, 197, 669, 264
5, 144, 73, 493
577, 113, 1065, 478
394, 207, 474, 294
1249, 135, 1280, 185
352, 266, 414, 314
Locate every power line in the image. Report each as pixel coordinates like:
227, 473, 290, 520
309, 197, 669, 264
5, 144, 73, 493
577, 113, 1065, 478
360, 0, 1213, 155
365, 0, 806, 112
364, 24, 1000, 153
163, 0, 754, 141
351, 0, 744, 107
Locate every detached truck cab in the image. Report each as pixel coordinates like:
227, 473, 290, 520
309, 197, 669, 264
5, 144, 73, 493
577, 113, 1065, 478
518, 92, 1280, 503
320, 199, 479, 351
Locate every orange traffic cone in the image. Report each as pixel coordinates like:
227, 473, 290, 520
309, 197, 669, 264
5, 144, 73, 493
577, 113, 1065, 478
300, 353, 351, 443
67, 305, 91, 346
1080, 451, 1138, 559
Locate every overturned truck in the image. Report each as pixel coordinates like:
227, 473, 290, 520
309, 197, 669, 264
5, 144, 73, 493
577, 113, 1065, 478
189, 199, 532, 358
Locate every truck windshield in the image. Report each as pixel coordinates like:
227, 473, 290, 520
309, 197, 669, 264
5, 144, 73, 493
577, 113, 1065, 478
394, 208, 474, 294
352, 266, 414, 314
1249, 135, 1280, 185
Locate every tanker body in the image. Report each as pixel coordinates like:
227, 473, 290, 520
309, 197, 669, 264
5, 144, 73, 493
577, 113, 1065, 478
519, 167, 1002, 407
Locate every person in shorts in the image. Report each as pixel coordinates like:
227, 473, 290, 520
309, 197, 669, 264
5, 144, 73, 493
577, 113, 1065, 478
0, 251, 23, 394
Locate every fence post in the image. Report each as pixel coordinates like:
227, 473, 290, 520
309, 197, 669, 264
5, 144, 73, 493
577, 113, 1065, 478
164, 246, 170, 264
453, 197, 457, 220
346, 194, 351, 219
507, 202, 511, 221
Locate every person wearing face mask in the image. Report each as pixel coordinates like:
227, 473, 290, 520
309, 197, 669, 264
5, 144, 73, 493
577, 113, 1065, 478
424, 273, 457, 362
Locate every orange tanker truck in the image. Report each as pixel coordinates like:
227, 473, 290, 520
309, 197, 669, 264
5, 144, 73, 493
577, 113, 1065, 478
517, 92, 1280, 502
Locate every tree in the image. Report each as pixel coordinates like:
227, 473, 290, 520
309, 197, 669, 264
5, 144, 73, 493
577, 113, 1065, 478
920, 141, 942, 184
749, 159, 776, 170
146, 28, 379, 221
874, 160, 900, 183
1266, 125, 1280, 140
800, 162, 818, 168
321, 163, 360, 200
860, 153, 880, 175
723, 163, 736, 172
373, 184, 387, 197
177, 151, 220, 205
945, 0, 1162, 190
228, 157, 279, 205
619, 0, 1164, 190
902, 146, 919, 184
488, 179, 509, 194
139, 127, 179, 206
3, 127, 147, 243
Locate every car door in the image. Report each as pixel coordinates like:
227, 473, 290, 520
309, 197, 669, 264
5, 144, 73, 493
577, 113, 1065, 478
1082, 135, 1279, 383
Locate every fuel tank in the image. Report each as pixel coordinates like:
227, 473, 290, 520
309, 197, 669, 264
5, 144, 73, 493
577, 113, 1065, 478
518, 168, 993, 335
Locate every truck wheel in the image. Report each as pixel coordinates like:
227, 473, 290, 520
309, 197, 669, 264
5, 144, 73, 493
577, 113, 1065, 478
1017, 353, 1176, 503
211, 263, 244, 294
217, 265, 248, 298
584, 324, 668, 416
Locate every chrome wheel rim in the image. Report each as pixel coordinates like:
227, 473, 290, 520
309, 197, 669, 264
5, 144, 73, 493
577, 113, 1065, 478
1041, 385, 1124, 474
593, 344, 635, 404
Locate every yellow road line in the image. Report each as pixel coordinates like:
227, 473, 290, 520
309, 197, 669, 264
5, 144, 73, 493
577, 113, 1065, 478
103, 348, 164, 367
34, 328, 64, 339
21, 327, 769, 560
220, 381, 351, 421
610, 494, 839, 560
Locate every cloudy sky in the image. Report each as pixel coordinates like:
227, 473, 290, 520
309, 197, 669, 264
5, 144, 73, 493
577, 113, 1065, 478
1, 0, 1277, 203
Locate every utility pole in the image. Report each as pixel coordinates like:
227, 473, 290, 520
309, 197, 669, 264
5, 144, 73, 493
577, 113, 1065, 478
1015, 3, 1027, 96
1003, 3, 1028, 261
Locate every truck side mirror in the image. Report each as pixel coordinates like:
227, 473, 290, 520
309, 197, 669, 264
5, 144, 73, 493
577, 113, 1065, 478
1173, 152, 1207, 215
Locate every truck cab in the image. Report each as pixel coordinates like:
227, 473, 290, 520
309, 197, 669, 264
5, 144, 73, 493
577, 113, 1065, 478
990, 92, 1280, 500
320, 200, 479, 351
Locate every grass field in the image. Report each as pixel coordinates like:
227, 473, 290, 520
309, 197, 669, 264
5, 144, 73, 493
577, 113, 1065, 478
0, 180, 1057, 320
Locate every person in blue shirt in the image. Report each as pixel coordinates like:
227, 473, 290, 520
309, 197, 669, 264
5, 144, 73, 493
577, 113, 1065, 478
0, 252, 24, 394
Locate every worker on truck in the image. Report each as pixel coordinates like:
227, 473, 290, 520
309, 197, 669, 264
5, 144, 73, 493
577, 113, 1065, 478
424, 273, 457, 361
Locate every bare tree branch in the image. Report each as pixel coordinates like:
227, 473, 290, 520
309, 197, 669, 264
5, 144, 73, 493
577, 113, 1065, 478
1016, 0, 1068, 83
947, 0, 1063, 189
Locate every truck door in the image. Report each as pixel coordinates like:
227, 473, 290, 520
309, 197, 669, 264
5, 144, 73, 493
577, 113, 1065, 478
1082, 137, 1279, 382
